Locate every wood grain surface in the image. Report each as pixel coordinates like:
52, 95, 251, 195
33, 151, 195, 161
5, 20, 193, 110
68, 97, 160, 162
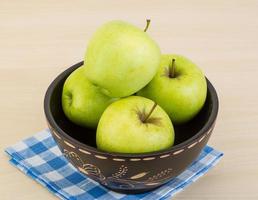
1, 0, 258, 199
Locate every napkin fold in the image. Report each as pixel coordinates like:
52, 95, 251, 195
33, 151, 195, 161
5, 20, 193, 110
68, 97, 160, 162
5, 129, 223, 200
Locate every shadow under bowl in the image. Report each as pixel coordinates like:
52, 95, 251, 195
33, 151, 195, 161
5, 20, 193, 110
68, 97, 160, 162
44, 61, 219, 194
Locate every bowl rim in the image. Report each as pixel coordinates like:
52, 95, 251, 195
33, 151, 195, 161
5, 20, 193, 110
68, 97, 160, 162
44, 61, 219, 158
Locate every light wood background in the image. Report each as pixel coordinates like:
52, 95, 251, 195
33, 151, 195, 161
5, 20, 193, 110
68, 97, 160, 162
1, 0, 258, 199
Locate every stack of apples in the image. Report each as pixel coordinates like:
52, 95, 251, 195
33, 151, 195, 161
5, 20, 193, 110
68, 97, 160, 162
62, 20, 207, 154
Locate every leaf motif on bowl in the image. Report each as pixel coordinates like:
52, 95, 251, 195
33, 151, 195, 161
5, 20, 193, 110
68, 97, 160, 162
148, 168, 172, 181
82, 163, 106, 181
63, 149, 106, 181
63, 149, 84, 167
130, 172, 149, 180
112, 165, 128, 178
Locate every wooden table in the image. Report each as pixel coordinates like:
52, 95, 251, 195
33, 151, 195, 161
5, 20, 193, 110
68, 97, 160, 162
1, 0, 258, 199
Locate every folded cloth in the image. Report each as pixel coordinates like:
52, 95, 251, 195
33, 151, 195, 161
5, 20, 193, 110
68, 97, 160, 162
5, 129, 223, 200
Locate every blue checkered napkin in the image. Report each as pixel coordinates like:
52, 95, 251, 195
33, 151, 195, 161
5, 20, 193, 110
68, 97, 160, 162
5, 129, 223, 200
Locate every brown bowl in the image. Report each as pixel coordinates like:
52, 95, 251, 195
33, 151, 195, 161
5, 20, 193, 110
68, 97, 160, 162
44, 61, 219, 194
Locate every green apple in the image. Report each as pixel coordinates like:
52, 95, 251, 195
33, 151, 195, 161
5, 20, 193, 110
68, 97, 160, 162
137, 55, 207, 124
96, 96, 174, 153
83, 20, 161, 98
62, 67, 117, 128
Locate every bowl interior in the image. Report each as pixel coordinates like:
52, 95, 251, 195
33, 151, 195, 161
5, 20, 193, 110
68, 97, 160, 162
48, 63, 214, 151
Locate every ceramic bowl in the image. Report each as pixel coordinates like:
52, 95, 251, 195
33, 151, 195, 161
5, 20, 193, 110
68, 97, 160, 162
44, 61, 219, 194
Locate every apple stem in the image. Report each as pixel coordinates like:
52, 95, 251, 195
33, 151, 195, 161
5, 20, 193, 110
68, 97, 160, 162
144, 19, 151, 32
169, 58, 176, 78
143, 102, 158, 123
